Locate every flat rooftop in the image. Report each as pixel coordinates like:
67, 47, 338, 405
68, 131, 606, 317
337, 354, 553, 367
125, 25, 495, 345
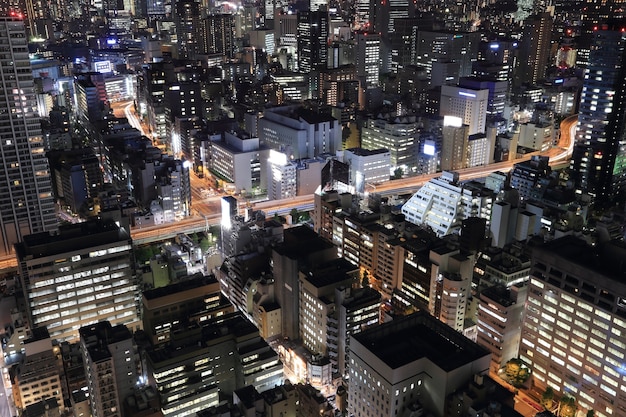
538, 235, 626, 281
143, 274, 218, 301
15, 219, 129, 260
352, 311, 489, 372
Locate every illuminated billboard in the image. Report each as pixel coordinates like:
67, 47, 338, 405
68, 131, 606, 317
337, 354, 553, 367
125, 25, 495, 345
94, 60, 112, 74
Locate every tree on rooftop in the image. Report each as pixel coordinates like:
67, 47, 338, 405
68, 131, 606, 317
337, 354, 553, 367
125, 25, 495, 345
541, 386, 554, 411
361, 270, 370, 288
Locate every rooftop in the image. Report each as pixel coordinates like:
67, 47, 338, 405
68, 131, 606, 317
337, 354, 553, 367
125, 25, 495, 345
352, 311, 489, 371
536, 235, 626, 281
143, 274, 219, 301
15, 219, 130, 260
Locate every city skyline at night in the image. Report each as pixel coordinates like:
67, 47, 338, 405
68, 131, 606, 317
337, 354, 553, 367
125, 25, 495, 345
0, 1, 625, 417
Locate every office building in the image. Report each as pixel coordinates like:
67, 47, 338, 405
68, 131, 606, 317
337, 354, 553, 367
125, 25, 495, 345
441, 123, 469, 171
258, 106, 341, 160
355, 31, 380, 87
138, 62, 173, 140
80, 322, 138, 417
415, 31, 480, 84
468, 133, 491, 167
517, 122, 553, 152
392, 229, 444, 313
267, 150, 297, 200
429, 245, 474, 333
330, 209, 405, 299
164, 80, 202, 150
48, 148, 104, 214
312, 190, 353, 241
219, 251, 273, 319
343, 148, 391, 194
146, 312, 283, 417
360, 116, 420, 173
15, 219, 140, 343
334, 286, 381, 377
459, 76, 508, 120
401, 171, 493, 237
0, 16, 56, 256
347, 311, 490, 417
201, 14, 235, 57
510, 155, 552, 201
520, 236, 626, 417
298, 258, 357, 357
440, 85, 489, 135
142, 274, 234, 345
74, 73, 108, 127
174, 0, 201, 59
208, 132, 269, 195
569, 24, 626, 206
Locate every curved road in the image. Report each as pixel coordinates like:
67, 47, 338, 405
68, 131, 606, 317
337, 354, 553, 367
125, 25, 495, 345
130, 114, 578, 244
0, 114, 578, 260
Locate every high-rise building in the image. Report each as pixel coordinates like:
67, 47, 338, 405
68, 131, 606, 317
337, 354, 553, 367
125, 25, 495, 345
415, 31, 480, 84
174, 0, 201, 60
569, 24, 626, 206
369, 0, 414, 38
0, 16, 56, 256
355, 31, 380, 87
297, 10, 328, 74
15, 219, 141, 343
360, 116, 419, 172
429, 244, 474, 333
440, 85, 489, 135
201, 14, 235, 57
520, 236, 626, 417
515, 13, 553, 86
298, 258, 356, 356
441, 123, 469, 171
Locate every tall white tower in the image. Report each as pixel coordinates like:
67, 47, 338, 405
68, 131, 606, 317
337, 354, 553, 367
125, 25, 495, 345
0, 15, 56, 255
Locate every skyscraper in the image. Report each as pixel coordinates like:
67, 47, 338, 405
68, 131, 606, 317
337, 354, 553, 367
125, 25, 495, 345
297, 10, 329, 74
515, 12, 552, 87
0, 16, 56, 256
569, 24, 626, 206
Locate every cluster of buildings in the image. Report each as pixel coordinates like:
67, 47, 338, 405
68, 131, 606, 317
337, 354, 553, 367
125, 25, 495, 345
1, 0, 626, 416
4, 0, 620, 221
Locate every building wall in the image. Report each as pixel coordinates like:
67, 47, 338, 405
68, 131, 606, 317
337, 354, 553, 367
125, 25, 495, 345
520, 237, 626, 417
